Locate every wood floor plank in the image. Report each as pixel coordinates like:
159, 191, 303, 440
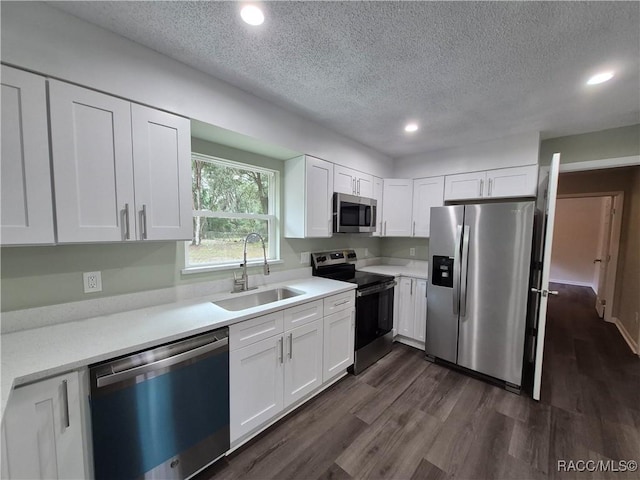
508, 401, 551, 473
409, 459, 448, 480
315, 463, 353, 480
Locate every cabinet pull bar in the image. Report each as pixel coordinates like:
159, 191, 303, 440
334, 299, 350, 306
384, 221, 387, 235
288, 333, 293, 359
479, 179, 484, 197
279, 337, 284, 364
357, 179, 360, 195
142, 204, 148, 239
488, 178, 493, 196
124, 203, 130, 240
410, 278, 414, 295
352, 178, 356, 195
413, 221, 416, 236
62, 380, 70, 429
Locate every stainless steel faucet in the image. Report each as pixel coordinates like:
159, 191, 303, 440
232, 232, 270, 292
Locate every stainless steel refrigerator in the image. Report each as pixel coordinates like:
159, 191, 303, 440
426, 201, 534, 391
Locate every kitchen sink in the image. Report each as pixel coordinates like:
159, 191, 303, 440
212, 287, 305, 311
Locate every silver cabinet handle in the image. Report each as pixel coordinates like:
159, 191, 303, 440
413, 221, 416, 236
479, 179, 484, 197
334, 299, 350, 306
384, 221, 387, 235
410, 278, 414, 295
488, 178, 493, 196
357, 179, 361, 195
288, 333, 293, 359
352, 178, 356, 195
124, 203, 130, 240
279, 337, 284, 364
61, 379, 70, 429
141, 204, 148, 239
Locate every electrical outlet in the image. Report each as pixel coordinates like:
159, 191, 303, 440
364, 248, 369, 257
409, 248, 416, 257
83, 271, 102, 293
300, 252, 311, 265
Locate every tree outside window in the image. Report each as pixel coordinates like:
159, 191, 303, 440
187, 154, 278, 267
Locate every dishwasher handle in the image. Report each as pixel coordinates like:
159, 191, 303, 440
96, 336, 228, 389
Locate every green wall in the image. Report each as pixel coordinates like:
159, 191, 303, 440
380, 237, 428, 261
1, 139, 382, 312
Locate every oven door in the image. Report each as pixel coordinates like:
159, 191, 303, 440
333, 193, 376, 233
355, 281, 395, 350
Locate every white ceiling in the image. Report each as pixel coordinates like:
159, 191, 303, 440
51, 1, 639, 158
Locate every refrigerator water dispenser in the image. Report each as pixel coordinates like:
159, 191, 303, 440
432, 256, 454, 288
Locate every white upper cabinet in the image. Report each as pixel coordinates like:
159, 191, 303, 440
49, 80, 135, 243
1, 66, 55, 245
381, 179, 413, 236
284, 155, 334, 238
333, 165, 373, 198
131, 104, 192, 241
372, 176, 383, 237
444, 165, 538, 201
412, 176, 444, 237
49, 80, 192, 243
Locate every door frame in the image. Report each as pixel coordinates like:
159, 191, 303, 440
554, 191, 624, 322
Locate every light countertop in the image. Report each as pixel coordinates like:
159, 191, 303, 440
1, 277, 355, 418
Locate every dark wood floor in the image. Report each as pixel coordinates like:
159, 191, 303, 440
199, 284, 640, 480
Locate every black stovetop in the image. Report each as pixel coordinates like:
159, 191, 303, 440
311, 253, 394, 289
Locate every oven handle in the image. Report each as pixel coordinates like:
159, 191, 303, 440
96, 337, 228, 388
356, 280, 396, 297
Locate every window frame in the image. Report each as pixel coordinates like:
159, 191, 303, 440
183, 153, 280, 273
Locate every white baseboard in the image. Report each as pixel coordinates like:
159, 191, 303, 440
611, 317, 639, 355
394, 336, 425, 350
549, 279, 595, 292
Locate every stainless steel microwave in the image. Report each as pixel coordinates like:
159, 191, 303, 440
333, 193, 377, 233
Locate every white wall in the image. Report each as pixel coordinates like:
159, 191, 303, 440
0, 2, 392, 178
393, 131, 540, 178
550, 196, 605, 290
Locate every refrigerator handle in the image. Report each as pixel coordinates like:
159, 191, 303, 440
460, 225, 470, 317
453, 225, 462, 315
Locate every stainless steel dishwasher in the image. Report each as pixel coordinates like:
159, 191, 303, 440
89, 328, 229, 480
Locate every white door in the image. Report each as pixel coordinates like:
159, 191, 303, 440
323, 308, 355, 382
1, 66, 55, 245
412, 176, 445, 237
444, 171, 486, 201
415, 279, 428, 342
397, 277, 415, 337
230, 335, 284, 442
49, 80, 135, 243
356, 174, 374, 198
532, 153, 561, 401
305, 156, 334, 237
3, 371, 87, 479
284, 320, 323, 407
382, 179, 413, 236
372, 176, 383, 237
594, 197, 613, 318
131, 105, 192, 241
487, 165, 538, 198
334, 165, 356, 195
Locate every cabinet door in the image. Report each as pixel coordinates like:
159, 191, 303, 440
372, 176, 383, 237
412, 176, 444, 237
305, 156, 334, 237
487, 165, 538, 198
397, 277, 416, 337
131, 105, 192, 241
1, 66, 55, 245
284, 321, 323, 407
356, 174, 374, 198
414, 279, 428, 342
382, 179, 413, 236
323, 308, 355, 382
444, 171, 487, 201
3, 371, 87, 479
230, 335, 284, 442
49, 80, 135, 243
334, 164, 356, 195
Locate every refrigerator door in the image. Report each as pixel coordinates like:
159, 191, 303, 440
426, 205, 465, 363
457, 201, 534, 386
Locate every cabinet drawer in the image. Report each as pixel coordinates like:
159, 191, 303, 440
323, 291, 355, 316
229, 311, 284, 350
283, 300, 323, 331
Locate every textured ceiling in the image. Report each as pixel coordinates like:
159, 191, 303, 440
51, 1, 640, 158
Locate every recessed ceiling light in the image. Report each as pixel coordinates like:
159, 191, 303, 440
404, 123, 419, 133
586, 71, 614, 85
241, 5, 264, 26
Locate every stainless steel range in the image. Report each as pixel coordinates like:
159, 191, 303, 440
312, 250, 396, 374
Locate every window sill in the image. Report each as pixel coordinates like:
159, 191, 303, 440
181, 259, 284, 275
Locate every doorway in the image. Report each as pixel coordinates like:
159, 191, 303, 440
550, 192, 623, 321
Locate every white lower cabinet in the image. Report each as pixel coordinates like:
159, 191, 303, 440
396, 277, 428, 346
323, 308, 355, 382
2, 371, 88, 479
283, 320, 324, 407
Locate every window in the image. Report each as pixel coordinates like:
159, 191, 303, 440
186, 153, 279, 269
